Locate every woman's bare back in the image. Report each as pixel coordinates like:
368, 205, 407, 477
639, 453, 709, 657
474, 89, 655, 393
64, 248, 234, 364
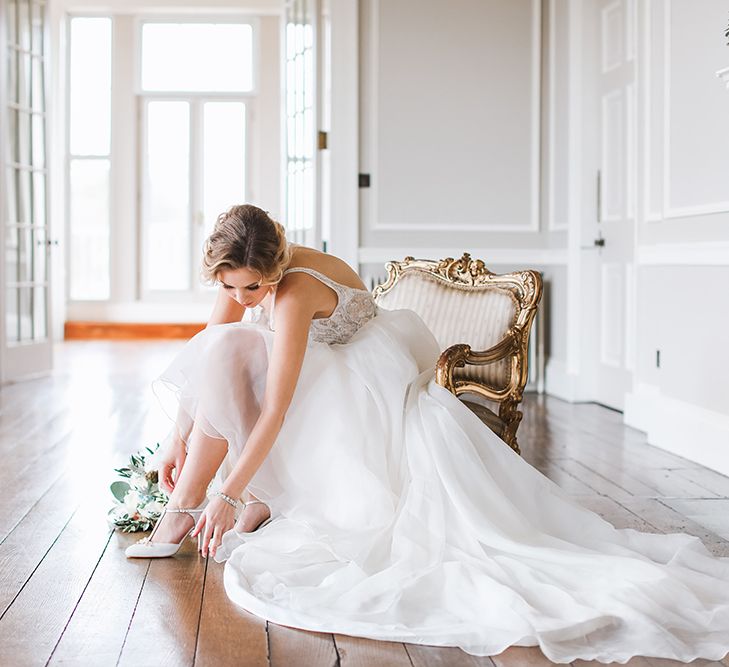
285, 244, 367, 291
259, 244, 368, 321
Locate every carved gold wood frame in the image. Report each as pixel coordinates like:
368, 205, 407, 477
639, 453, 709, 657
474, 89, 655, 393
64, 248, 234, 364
373, 253, 543, 455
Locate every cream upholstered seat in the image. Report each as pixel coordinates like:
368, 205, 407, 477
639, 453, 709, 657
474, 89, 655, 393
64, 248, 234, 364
373, 253, 542, 455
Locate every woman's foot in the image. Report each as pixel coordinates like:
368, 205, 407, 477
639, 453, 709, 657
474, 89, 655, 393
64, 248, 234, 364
234, 500, 271, 533
146, 509, 197, 544
125, 506, 204, 558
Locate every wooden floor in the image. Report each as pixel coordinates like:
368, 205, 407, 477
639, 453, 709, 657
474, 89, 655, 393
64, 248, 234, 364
1, 340, 729, 667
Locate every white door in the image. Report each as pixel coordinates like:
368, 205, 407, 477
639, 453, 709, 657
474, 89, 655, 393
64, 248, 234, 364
0, 0, 54, 383
140, 96, 250, 296
283, 0, 325, 250
137, 19, 257, 298
594, 0, 636, 410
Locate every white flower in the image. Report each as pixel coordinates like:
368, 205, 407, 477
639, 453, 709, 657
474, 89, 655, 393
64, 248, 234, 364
130, 473, 149, 492
140, 500, 165, 518
124, 489, 141, 512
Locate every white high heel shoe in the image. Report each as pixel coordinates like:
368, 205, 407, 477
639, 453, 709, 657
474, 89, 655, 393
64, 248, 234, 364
125, 507, 204, 558
234, 499, 274, 534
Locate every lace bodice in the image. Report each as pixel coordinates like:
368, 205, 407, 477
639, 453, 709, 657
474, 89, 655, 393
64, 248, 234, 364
249, 266, 378, 345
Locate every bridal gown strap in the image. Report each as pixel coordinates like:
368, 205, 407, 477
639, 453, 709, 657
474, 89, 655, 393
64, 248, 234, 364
151, 280, 729, 664
268, 266, 378, 345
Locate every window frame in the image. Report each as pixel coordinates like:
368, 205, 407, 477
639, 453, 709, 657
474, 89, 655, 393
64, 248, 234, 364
138, 93, 253, 301
4, 0, 53, 345
135, 15, 260, 301
64, 12, 113, 304
133, 15, 261, 97
64, 13, 262, 307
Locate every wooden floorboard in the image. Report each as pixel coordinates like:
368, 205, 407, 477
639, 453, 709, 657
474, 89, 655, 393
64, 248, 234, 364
0, 435, 73, 543
490, 645, 560, 667
47, 531, 150, 666
405, 644, 495, 666
0, 341, 728, 666
268, 624, 338, 667
0, 472, 80, 615
0, 503, 113, 667
334, 634, 413, 666
116, 540, 207, 667
195, 556, 269, 667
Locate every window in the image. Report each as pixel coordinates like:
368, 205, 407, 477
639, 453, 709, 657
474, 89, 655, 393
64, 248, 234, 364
66, 17, 258, 303
67, 17, 111, 301
284, 2, 315, 242
139, 20, 254, 295
141, 22, 254, 93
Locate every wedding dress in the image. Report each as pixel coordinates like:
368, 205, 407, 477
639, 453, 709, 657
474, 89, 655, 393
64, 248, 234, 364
152, 266, 729, 664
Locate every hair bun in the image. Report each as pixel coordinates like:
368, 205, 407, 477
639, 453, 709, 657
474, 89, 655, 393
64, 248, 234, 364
200, 204, 291, 286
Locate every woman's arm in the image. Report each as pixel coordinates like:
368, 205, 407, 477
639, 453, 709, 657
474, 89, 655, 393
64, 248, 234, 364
217, 283, 314, 499
206, 284, 246, 327
192, 276, 317, 556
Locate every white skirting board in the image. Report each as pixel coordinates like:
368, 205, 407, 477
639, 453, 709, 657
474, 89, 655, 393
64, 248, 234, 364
544, 359, 595, 403
624, 383, 729, 478
544, 359, 577, 402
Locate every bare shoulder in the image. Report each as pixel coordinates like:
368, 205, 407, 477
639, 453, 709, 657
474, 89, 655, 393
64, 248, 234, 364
273, 245, 367, 322
274, 270, 320, 315
284, 244, 368, 291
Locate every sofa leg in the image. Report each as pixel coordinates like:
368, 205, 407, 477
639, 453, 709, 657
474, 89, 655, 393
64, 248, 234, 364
499, 401, 523, 456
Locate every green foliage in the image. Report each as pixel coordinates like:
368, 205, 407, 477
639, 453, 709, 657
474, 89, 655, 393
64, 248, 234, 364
110, 481, 130, 503
108, 442, 169, 533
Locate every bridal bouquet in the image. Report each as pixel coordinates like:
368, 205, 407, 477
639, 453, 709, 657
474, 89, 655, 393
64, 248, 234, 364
108, 443, 169, 532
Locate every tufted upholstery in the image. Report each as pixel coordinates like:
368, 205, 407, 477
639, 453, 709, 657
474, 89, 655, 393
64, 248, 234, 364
373, 254, 542, 454
374, 271, 517, 390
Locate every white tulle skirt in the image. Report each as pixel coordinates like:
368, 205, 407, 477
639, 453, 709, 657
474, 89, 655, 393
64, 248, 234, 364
152, 307, 729, 664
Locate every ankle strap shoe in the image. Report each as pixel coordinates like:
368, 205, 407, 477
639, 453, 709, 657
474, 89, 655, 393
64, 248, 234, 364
234, 500, 274, 534
125, 507, 204, 558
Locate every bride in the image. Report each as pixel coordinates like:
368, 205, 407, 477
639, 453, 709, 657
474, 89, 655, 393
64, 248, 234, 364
126, 204, 729, 664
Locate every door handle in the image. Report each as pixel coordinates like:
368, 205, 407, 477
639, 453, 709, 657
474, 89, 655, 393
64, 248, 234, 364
580, 237, 606, 249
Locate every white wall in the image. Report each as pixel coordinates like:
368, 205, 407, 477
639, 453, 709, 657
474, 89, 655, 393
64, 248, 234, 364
353, 0, 609, 401
356, 0, 570, 395
622, 0, 729, 475
354, 0, 729, 476
542, 0, 729, 474
358, 0, 559, 247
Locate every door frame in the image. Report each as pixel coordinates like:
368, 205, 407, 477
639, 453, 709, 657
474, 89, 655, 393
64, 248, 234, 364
326, 0, 358, 268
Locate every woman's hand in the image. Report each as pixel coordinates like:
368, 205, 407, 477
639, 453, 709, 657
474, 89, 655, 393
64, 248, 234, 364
157, 436, 187, 494
191, 495, 236, 559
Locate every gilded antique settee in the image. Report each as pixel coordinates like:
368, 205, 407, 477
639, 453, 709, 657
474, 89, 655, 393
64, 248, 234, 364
373, 253, 543, 455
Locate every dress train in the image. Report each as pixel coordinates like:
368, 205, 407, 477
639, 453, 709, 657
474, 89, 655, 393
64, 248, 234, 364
151, 307, 729, 664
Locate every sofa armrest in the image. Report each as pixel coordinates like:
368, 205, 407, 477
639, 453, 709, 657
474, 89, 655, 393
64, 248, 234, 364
434, 328, 521, 401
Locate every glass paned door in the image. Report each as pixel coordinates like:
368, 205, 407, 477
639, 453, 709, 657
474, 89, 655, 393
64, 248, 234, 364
142, 100, 191, 291
0, 0, 53, 382
140, 97, 247, 295
202, 101, 246, 241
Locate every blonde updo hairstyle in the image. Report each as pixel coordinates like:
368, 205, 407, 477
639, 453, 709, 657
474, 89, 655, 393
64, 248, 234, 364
201, 204, 292, 287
